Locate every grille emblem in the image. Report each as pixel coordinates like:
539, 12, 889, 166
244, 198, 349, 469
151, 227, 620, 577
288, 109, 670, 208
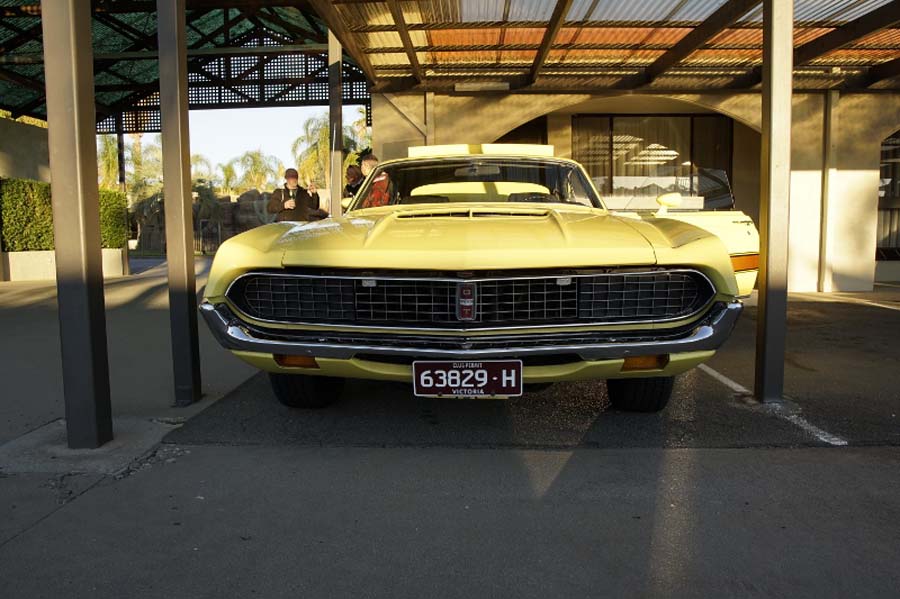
456, 282, 477, 321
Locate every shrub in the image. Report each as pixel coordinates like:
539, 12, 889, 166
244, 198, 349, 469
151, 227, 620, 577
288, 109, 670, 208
0, 178, 54, 251
0, 178, 128, 251
99, 189, 128, 249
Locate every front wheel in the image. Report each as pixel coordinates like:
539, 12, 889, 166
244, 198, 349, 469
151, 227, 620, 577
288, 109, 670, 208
606, 376, 675, 413
268, 373, 345, 409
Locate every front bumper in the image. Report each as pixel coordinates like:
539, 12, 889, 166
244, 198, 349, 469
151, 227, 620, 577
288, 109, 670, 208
199, 300, 742, 362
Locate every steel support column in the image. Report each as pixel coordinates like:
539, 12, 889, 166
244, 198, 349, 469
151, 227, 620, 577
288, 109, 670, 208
41, 0, 113, 448
328, 30, 343, 215
115, 113, 126, 192
754, 0, 793, 403
424, 91, 435, 145
157, 0, 201, 406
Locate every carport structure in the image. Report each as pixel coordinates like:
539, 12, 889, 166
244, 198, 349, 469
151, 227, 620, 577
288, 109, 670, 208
1, 0, 898, 448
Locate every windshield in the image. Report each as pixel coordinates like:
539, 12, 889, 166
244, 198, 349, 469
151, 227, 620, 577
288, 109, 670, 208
349, 158, 604, 210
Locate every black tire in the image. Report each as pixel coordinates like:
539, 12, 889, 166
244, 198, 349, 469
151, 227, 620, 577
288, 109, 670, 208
268, 373, 345, 409
606, 376, 675, 413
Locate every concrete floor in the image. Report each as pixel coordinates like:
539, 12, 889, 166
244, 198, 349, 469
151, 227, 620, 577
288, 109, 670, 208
1, 281, 899, 597
0, 258, 255, 444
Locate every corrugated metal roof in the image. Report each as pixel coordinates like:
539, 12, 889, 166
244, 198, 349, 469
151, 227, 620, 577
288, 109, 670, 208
345, 0, 898, 92
1, 0, 897, 125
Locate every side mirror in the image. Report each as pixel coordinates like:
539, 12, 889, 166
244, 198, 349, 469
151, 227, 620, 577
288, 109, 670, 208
340, 197, 352, 212
655, 192, 682, 216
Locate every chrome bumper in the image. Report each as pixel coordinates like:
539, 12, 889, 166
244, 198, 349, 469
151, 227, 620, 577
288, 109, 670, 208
199, 300, 742, 361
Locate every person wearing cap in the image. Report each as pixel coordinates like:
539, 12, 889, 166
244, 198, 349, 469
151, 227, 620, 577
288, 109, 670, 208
266, 168, 328, 222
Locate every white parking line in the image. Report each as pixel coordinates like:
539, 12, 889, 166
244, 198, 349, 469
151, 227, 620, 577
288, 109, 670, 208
697, 364, 848, 447
794, 293, 900, 312
782, 414, 848, 446
698, 364, 749, 394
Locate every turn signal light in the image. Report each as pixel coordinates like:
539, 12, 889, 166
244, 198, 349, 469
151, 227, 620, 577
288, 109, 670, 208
274, 354, 319, 368
731, 253, 759, 272
622, 355, 669, 372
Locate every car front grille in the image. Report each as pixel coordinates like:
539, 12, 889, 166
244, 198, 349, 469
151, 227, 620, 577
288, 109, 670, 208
226, 269, 715, 328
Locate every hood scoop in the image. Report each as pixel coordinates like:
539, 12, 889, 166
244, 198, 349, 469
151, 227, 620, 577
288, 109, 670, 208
397, 208, 551, 219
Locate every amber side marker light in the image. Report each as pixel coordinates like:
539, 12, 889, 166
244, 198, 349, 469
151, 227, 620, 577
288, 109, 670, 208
275, 355, 319, 368
622, 355, 669, 372
731, 253, 760, 272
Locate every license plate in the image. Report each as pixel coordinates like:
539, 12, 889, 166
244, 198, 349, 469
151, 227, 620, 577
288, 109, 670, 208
412, 360, 523, 398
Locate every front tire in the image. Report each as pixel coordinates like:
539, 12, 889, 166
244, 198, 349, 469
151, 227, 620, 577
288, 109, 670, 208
606, 376, 675, 413
268, 373, 345, 409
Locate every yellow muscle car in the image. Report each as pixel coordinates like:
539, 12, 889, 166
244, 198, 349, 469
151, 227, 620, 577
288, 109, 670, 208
200, 144, 759, 412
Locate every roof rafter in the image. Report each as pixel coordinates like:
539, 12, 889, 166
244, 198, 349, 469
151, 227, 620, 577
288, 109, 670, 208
796, 0, 900, 65
386, 0, 423, 84
253, 6, 326, 44
1, 1, 305, 17
306, 0, 377, 82
842, 55, 900, 89
616, 0, 761, 89
527, 0, 574, 85
730, 0, 900, 88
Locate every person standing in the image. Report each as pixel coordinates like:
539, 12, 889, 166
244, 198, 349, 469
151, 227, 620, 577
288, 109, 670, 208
266, 168, 327, 222
343, 164, 364, 198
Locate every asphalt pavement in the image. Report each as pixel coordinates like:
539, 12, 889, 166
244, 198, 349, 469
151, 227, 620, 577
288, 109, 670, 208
1, 288, 899, 598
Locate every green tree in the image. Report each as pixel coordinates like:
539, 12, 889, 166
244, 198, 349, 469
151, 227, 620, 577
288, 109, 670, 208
291, 113, 360, 188
126, 133, 163, 204
237, 149, 280, 191
351, 105, 371, 150
97, 134, 119, 190
218, 160, 239, 198
191, 153, 214, 183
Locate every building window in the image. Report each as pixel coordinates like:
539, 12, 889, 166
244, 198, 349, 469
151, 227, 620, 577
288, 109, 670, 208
572, 114, 733, 210
877, 129, 900, 261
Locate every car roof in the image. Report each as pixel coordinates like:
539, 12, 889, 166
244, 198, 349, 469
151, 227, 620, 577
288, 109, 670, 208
376, 145, 581, 169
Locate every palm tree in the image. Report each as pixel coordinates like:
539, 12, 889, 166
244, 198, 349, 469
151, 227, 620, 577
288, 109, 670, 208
97, 134, 119, 190
127, 133, 163, 204
351, 105, 371, 149
217, 160, 239, 197
237, 149, 280, 191
191, 153, 214, 183
291, 113, 360, 188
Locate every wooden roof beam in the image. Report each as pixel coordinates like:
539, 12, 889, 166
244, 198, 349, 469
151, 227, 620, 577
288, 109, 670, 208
527, 0, 574, 85
307, 0, 377, 83
616, 0, 760, 89
386, 0, 423, 84
842, 55, 900, 89
730, 0, 900, 88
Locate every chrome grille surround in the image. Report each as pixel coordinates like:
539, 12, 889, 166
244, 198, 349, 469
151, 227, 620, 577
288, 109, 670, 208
225, 269, 716, 330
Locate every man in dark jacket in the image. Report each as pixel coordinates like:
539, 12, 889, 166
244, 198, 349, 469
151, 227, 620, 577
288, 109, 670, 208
266, 168, 328, 222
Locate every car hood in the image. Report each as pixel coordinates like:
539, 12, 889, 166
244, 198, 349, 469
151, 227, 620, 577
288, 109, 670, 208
271, 203, 658, 270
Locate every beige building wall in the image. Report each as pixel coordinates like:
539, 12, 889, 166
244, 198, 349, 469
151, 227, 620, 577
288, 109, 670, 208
0, 118, 50, 182
372, 91, 900, 292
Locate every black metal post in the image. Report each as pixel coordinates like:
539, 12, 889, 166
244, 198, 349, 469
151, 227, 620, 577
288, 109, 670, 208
328, 30, 343, 215
116, 114, 127, 193
157, 0, 202, 406
41, 0, 113, 448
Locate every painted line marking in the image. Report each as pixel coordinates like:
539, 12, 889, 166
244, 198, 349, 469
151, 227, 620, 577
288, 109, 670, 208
697, 364, 848, 447
698, 363, 749, 394
782, 414, 848, 446
794, 293, 900, 312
